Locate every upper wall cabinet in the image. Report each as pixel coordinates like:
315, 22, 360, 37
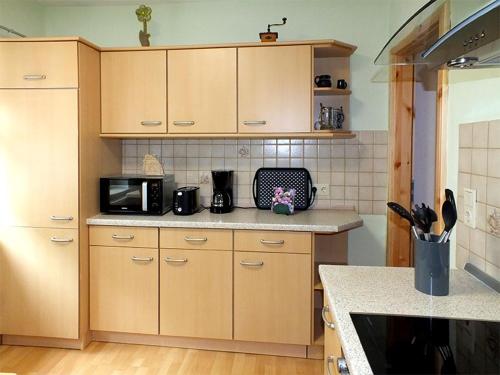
101, 51, 167, 134
168, 48, 237, 134
238, 46, 312, 134
0, 89, 79, 228
0, 42, 78, 88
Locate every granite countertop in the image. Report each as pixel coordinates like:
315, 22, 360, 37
319, 265, 500, 375
87, 208, 363, 233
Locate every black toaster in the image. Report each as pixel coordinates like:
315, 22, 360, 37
173, 186, 200, 215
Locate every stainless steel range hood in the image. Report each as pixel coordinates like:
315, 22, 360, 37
375, 0, 500, 69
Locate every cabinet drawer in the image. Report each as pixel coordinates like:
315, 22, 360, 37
89, 226, 158, 248
0, 42, 78, 88
160, 228, 232, 250
234, 230, 311, 254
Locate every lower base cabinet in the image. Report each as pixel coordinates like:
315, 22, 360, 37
160, 248, 232, 339
90, 246, 158, 334
234, 251, 311, 345
0, 227, 79, 339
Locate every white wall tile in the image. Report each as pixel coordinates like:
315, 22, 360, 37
121, 131, 389, 211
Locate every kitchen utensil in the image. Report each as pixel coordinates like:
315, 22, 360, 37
412, 203, 437, 241
253, 168, 316, 210
315, 75, 332, 87
336, 79, 348, 89
387, 202, 419, 239
438, 200, 457, 243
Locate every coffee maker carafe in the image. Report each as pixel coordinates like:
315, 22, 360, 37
210, 170, 234, 214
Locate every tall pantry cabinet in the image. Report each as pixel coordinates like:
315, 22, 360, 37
0, 40, 121, 346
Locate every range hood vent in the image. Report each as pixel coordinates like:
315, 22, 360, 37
375, 0, 500, 69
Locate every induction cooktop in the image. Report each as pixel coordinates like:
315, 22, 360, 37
350, 313, 499, 375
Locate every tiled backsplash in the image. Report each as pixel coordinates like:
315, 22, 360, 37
456, 120, 500, 280
122, 131, 388, 214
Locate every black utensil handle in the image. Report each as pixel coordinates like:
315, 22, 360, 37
252, 173, 258, 207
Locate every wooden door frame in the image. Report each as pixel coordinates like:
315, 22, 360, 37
386, 2, 450, 267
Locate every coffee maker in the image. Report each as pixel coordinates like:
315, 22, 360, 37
210, 170, 234, 214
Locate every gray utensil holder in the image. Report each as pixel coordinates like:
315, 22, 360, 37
414, 235, 450, 296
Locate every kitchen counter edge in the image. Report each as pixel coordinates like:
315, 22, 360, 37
86, 208, 363, 233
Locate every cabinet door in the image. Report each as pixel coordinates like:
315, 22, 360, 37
90, 246, 158, 334
234, 251, 311, 345
0, 41, 78, 88
0, 227, 79, 339
160, 249, 232, 339
0, 89, 79, 228
238, 46, 311, 133
168, 48, 237, 134
101, 51, 167, 134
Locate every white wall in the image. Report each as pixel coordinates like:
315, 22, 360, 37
0, 0, 44, 37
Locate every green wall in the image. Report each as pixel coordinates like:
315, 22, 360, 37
0, 0, 44, 37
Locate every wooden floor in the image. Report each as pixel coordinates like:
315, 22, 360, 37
0, 342, 322, 375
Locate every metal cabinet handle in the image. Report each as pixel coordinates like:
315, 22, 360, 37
240, 260, 264, 267
184, 236, 207, 242
50, 215, 73, 221
173, 121, 195, 126
337, 358, 349, 375
50, 237, 74, 243
326, 356, 335, 375
322, 305, 335, 329
164, 257, 188, 263
140, 120, 162, 126
112, 234, 135, 240
131, 256, 153, 262
260, 239, 285, 245
23, 74, 46, 80
243, 120, 266, 125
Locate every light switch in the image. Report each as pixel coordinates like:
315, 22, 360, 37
464, 188, 476, 228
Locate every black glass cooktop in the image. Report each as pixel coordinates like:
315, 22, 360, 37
350, 313, 499, 375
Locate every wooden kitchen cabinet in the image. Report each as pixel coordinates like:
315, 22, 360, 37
323, 299, 344, 375
90, 246, 158, 335
101, 50, 167, 134
0, 89, 79, 228
0, 227, 79, 339
234, 251, 311, 345
168, 48, 237, 134
160, 228, 233, 250
160, 248, 233, 339
0, 41, 78, 88
238, 45, 312, 133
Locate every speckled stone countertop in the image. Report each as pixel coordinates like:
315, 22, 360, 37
319, 265, 500, 375
87, 208, 363, 233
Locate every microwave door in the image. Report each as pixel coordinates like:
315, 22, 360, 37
108, 180, 143, 212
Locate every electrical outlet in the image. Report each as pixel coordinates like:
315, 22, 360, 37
464, 188, 476, 229
315, 184, 330, 197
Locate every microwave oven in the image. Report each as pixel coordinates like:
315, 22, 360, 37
100, 175, 175, 215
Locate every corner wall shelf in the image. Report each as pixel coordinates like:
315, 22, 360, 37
314, 88, 351, 96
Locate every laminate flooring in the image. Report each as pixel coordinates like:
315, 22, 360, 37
0, 342, 322, 375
